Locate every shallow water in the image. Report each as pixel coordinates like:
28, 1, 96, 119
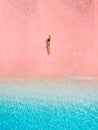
0, 80, 98, 130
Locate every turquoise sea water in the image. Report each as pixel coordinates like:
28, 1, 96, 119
0, 80, 98, 130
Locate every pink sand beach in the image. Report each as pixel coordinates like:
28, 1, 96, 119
0, 0, 98, 80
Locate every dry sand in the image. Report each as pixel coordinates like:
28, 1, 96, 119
0, 0, 98, 80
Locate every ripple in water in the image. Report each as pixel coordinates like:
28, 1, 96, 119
0, 80, 98, 130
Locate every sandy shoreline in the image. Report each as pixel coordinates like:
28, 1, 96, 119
0, 76, 98, 85
0, 77, 98, 104
0, 78, 98, 130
